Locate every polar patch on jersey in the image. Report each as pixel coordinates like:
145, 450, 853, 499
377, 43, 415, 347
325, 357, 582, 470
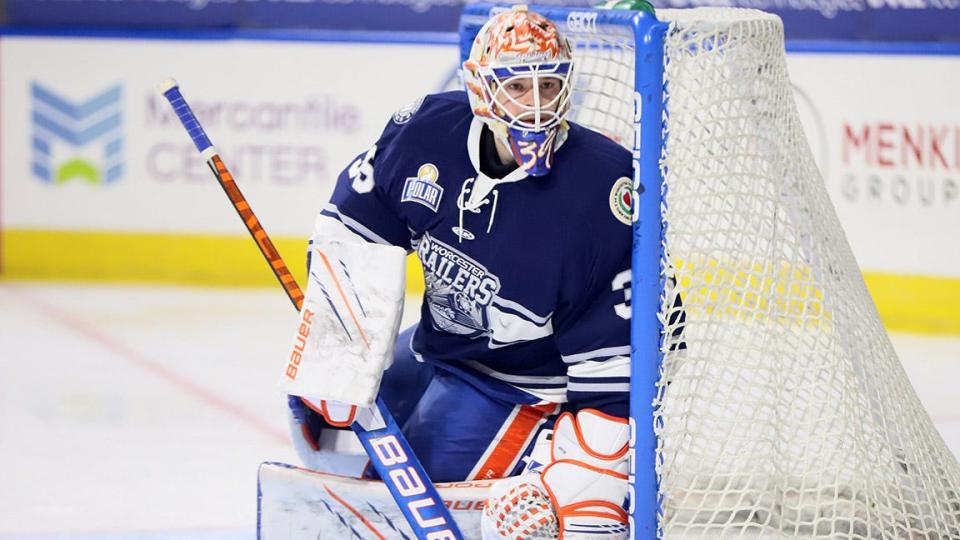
402, 163, 444, 212
393, 96, 425, 125
417, 232, 500, 338
609, 176, 632, 226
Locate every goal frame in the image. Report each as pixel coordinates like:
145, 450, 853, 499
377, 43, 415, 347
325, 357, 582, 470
460, 5, 669, 538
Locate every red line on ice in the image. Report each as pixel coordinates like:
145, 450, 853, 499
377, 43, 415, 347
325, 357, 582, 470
12, 286, 289, 445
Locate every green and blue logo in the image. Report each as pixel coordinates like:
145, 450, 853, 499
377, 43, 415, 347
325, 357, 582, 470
31, 82, 123, 185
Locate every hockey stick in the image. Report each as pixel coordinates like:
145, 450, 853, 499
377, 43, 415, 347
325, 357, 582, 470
158, 78, 463, 540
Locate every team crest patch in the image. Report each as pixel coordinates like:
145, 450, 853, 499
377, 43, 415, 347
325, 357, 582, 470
393, 96, 425, 125
610, 176, 633, 226
417, 232, 500, 338
402, 163, 444, 212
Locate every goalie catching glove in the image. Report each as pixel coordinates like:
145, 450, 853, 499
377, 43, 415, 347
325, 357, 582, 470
482, 409, 630, 540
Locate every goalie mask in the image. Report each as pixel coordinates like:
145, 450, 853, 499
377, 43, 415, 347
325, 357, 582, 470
463, 5, 574, 176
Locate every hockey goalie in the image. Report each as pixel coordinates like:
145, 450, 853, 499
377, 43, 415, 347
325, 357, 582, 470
269, 6, 647, 539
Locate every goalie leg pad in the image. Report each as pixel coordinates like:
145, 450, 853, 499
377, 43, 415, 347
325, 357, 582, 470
550, 410, 630, 468
542, 410, 630, 540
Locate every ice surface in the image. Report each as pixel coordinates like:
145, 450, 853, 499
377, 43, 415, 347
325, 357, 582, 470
0, 282, 957, 538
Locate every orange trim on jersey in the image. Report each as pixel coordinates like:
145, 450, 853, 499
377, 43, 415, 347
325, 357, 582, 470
323, 484, 388, 540
472, 403, 558, 480
316, 249, 371, 351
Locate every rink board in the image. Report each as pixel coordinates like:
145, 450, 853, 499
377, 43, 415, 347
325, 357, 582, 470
257, 462, 490, 539
1, 32, 959, 334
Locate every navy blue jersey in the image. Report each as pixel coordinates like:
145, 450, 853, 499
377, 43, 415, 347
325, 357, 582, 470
322, 91, 634, 418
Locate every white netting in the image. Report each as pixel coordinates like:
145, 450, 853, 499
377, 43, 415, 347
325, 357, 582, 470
557, 7, 960, 539
565, 21, 637, 147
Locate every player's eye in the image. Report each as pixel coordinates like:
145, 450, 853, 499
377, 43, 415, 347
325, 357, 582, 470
505, 81, 529, 95
539, 79, 561, 98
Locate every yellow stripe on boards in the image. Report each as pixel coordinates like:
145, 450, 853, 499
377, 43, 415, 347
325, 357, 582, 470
863, 272, 960, 335
1, 228, 426, 295
1, 228, 955, 334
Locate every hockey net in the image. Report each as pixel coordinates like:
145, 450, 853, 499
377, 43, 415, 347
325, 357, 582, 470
558, 7, 960, 539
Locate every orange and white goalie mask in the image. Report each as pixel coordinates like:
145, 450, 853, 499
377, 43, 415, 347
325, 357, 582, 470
463, 5, 575, 177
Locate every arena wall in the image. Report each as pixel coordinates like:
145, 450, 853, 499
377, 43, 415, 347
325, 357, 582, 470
1, 30, 958, 333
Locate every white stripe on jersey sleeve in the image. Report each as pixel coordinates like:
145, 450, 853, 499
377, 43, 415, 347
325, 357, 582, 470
486, 304, 554, 349
461, 360, 568, 403
322, 203, 393, 246
567, 355, 631, 393
567, 382, 631, 393
561, 345, 631, 365
568, 355, 631, 378
491, 297, 553, 325
462, 360, 568, 385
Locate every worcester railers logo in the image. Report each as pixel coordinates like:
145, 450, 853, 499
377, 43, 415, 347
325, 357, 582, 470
417, 232, 500, 338
31, 82, 123, 185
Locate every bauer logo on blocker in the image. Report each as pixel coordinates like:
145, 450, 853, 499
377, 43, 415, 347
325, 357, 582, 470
31, 82, 123, 185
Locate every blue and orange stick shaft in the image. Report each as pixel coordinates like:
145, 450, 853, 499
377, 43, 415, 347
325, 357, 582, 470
158, 78, 462, 540
157, 77, 304, 312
